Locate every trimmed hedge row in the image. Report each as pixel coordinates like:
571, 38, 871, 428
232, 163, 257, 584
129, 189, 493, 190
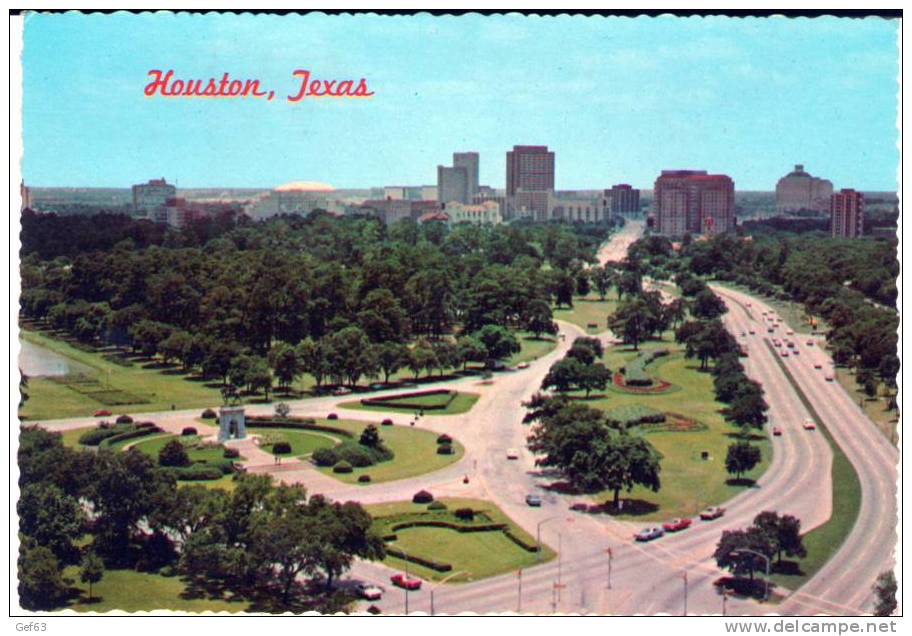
360, 389, 456, 411
385, 546, 453, 573
621, 349, 670, 386
246, 416, 354, 438
604, 404, 667, 427
98, 425, 164, 449
162, 459, 236, 481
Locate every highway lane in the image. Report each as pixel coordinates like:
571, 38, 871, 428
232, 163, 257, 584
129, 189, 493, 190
713, 286, 899, 615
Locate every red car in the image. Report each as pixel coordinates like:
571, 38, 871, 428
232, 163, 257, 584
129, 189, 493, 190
94, 409, 112, 417
662, 518, 692, 532
772, 426, 783, 436
390, 573, 422, 590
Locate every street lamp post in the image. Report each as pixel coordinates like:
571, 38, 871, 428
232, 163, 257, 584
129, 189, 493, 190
731, 549, 771, 602
682, 571, 688, 616
429, 570, 465, 616
606, 547, 613, 589
536, 516, 560, 562
517, 569, 522, 613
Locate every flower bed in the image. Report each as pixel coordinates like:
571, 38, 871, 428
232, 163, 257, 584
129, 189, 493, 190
612, 371, 674, 394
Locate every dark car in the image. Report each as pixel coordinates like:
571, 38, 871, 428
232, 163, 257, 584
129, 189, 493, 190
525, 494, 543, 507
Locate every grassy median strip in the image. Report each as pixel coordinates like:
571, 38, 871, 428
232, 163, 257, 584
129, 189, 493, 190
762, 340, 862, 591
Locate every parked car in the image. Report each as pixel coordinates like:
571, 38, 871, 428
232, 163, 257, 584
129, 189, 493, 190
517, 362, 530, 369
570, 502, 589, 512
772, 426, 783, 436
825, 375, 835, 382
369, 383, 386, 391
814, 363, 823, 369
356, 583, 384, 600
786, 341, 795, 348
806, 340, 815, 347
700, 506, 726, 521
748, 329, 756, 335
390, 573, 422, 590
94, 409, 112, 417
634, 527, 665, 542
506, 448, 520, 460
780, 350, 789, 357
333, 387, 352, 396
767, 328, 774, 334
803, 419, 816, 430
525, 494, 543, 507
786, 330, 794, 336
662, 518, 692, 532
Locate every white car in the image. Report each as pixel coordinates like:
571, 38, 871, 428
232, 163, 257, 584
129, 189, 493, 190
356, 583, 383, 600
516, 362, 530, 370
506, 448, 520, 460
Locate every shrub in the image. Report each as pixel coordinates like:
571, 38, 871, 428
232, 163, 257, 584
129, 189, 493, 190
137, 421, 158, 428
115, 414, 133, 424
78, 427, 120, 446
201, 408, 217, 419
223, 447, 240, 459
312, 447, 340, 467
333, 460, 353, 474
159, 439, 191, 467
454, 508, 475, 521
275, 402, 291, 418
358, 474, 372, 483
427, 501, 447, 511
327, 413, 339, 420
172, 464, 223, 481
272, 441, 292, 455
381, 418, 394, 426
338, 445, 374, 468
359, 424, 382, 448
412, 490, 434, 504
437, 443, 454, 455
181, 427, 197, 436
367, 605, 382, 615
436, 433, 453, 444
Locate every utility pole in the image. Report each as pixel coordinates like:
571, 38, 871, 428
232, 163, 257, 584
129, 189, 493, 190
722, 590, 729, 616
682, 571, 688, 617
606, 547, 613, 589
517, 569, 522, 613
429, 570, 465, 616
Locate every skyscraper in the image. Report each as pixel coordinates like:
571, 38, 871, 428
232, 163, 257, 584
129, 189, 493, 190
653, 170, 734, 237
437, 165, 469, 204
453, 152, 479, 200
132, 178, 177, 213
830, 189, 864, 238
776, 164, 833, 214
606, 184, 641, 214
506, 145, 555, 196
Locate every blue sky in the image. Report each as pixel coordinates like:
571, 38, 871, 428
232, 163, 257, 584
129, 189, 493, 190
22, 13, 899, 190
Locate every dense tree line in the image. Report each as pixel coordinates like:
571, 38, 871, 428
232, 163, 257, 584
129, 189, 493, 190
17, 426, 383, 611
21, 212, 614, 393
714, 511, 807, 584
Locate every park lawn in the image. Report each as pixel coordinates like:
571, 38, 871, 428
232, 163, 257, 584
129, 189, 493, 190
123, 434, 235, 463
19, 330, 227, 421
833, 367, 898, 445
246, 427, 338, 457
61, 566, 250, 613
339, 391, 480, 416
580, 345, 772, 521
366, 498, 555, 582
179, 473, 241, 492
315, 419, 464, 484
508, 332, 558, 366
59, 426, 95, 449
553, 296, 619, 333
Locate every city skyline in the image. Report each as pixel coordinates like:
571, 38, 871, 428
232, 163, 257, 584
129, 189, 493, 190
22, 13, 899, 190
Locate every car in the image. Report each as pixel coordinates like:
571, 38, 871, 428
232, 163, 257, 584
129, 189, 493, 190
746, 303, 752, 307
700, 506, 726, 521
806, 340, 815, 347
516, 362, 530, 369
772, 426, 783, 436
786, 341, 795, 348
803, 419, 816, 430
369, 383, 386, 391
634, 527, 665, 542
390, 573, 422, 590
767, 328, 774, 334
332, 387, 352, 396
94, 409, 112, 417
662, 518, 692, 532
786, 330, 794, 336
570, 502, 589, 512
740, 331, 746, 337
749, 329, 756, 335
825, 375, 834, 382
356, 583, 384, 600
780, 350, 789, 357
525, 494, 542, 507
814, 363, 823, 369
506, 448, 520, 460
773, 340, 781, 347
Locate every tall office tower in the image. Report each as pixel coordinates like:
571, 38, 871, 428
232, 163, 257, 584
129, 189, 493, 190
437, 165, 469, 204
453, 152, 479, 200
830, 188, 865, 238
506, 145, 555, 196
653, 170, 734, 237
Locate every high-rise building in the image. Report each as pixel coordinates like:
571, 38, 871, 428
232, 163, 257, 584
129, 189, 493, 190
775, 164, 833, 214
653, 170, 735, 237
132, 178, 177, 213
830, 189, 864, 238
505, 145, 555, 220
453, 152, 479, 199
437, 165, 469, 204
606, 184, 641, 214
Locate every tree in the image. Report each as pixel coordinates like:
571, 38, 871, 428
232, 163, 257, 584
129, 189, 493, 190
617, 271, 642, 299
359, 424, 381, 449
567, 337, 604, 365
552, 269, 576, 308
725, 381, 769, 429
268, 343, 299, 392
578, 363, 612, 398
159, 439, 191, 467
325, 326, 372, 386
608, 297, 652, 350
246, 356, 273, 400
473, 324, 520, 366
357, 288, 409, 343
596, 434, 662, 507
725, 441, 761, 480
18, 545, 68, 611
17, 482, 85, 563
691, 288, 728, 320
713, 527, 775, 582
275, 402, 291, 418
373, 342, 408, 383
296, 338, 327, 388
523, 299, 558, 339
456, 335, 487, 371
872, 571, 897, 616
592, 266, 613, 300
150, 484, 228, 544
666, 298, 687, 329
80, 551, 105, 602
752, 511, 806, 565
541, 357, 586, 393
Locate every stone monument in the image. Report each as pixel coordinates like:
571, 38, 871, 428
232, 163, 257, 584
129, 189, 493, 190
218, 405, 247, 442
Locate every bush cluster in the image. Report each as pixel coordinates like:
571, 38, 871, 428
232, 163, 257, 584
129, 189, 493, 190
436, 433, 453, 444
201, 408, 217, 419
357, 474, 371, 483
181, 427, 197, 436
412, 490, 434, 504
272, 441, 292, 455
223, 447, 240, 459
333, 461, 353, 474
454, 508, 475, 520
437, 443, 454, 455
381, 418, 394, 426
311, 441, 394, 468
427, 501, 447, 511
115, 414, 133, 424
327, 413, 339, 420
622, 349, 669, 386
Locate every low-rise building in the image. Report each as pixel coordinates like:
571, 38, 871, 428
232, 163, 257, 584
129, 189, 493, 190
443, 200, 502, 225
132, 178, 177, 214
776, 164, 833, 214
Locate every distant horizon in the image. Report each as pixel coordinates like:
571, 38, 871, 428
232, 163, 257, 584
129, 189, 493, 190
23, 14, 900, 191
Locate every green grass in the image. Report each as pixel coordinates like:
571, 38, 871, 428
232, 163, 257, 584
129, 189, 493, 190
246, 427, 338, 457
366, 498, 555, 582
763, 341, 862, 591
508, 333, 558, 365
575, 337, 771, 520
553, 296, 619, 332
123, 434, 234, 463
19, 330, 242, 421
59, 426, 95, 449
339, 391, 480, 416
313, 419, 465, 484
61, 566, 250, 613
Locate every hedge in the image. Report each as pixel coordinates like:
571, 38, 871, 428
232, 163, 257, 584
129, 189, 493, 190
333, 461, 353, 474
622, 349, 670, 387
385, 546, 453, 573
115, 414, 134, 424
412, 490, 434, 504
98, 425, 163, 449
246, 416, 354, 438
78, 427, 122, 446
201, 408, 217, 419
360, 389, 456, 411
